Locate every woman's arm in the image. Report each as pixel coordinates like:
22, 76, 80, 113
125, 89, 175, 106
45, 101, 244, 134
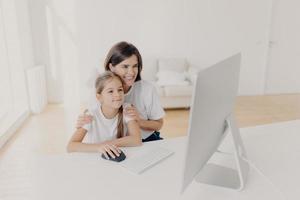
76, 111, 93, 129
124, 106, 164, 131
104, 120, 142, 147
139, 118, 163, 131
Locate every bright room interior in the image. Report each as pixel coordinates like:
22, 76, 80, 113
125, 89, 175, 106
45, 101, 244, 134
1, 0, 300, 199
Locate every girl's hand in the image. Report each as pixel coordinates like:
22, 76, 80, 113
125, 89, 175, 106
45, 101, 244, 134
124, 105, 141, 122
76, 109, 93, 129
98, 144, 122, 159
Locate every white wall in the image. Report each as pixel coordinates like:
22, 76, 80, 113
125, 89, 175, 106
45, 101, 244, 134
75, 0, 274, 102
14, 0, 35, 71
29, 0, 63, 103
0, 4, 11, 120
184, 0, 272, 95
0, 0, 34, 146
75, 0, 188, 103
27, 0, 300, 106
265, 0, 300, 94
1, 0, 32, 111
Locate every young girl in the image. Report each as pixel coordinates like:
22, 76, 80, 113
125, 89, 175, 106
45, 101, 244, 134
67, 71, 141, 158
77, 41, 165, 142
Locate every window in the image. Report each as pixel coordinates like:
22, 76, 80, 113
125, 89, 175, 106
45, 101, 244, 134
0, 1, 12, 121
0, 0, 29, 138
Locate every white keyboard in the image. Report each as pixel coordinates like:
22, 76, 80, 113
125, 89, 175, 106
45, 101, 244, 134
121, 146, 174, 174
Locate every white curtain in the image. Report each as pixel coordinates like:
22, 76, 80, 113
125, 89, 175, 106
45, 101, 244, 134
0, 0, 29, 138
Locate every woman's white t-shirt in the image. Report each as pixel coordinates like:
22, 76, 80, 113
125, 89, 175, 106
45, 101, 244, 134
88, 79, 165, 139
124, 80, 165, 139
82, 103, 133, 144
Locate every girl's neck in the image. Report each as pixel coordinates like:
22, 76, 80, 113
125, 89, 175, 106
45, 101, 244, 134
101, 105, 119, 119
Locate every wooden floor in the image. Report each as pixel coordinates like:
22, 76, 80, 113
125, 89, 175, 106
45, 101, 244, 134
1, 94, 300, 153
0, 94, 299, 198
161, 94, 300, 138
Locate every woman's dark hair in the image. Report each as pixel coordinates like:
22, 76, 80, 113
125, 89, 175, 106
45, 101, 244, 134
104, 41, 143, 81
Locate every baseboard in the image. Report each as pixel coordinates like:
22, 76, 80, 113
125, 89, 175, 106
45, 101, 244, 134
0, 109, 30, 149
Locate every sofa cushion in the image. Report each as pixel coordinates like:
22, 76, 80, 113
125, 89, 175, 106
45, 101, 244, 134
164, 85, 193, 97
187, 66, 200, 84
158, 58, 187, 72
156, 70, 189, 86
157, 80, 190, 87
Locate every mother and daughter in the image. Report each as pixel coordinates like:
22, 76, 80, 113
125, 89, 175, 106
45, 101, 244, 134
67, 41, 165, 158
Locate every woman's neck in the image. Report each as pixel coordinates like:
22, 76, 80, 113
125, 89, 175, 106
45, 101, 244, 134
101, 105, 119, 119
124, 85, 131, 94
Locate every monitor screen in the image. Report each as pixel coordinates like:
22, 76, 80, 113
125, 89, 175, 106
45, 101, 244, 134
181, 53, 248, 192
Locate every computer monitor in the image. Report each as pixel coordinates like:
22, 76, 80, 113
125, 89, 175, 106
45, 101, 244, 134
181, 53, 249, 193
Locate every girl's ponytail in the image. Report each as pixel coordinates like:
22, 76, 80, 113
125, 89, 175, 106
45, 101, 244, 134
116, 106, 124, 138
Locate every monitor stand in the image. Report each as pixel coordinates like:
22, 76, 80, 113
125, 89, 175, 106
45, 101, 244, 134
194, 114, 249, 190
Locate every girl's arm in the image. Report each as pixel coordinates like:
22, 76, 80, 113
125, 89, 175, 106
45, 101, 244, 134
67, 128, 120, 158
104, 120, 142, 147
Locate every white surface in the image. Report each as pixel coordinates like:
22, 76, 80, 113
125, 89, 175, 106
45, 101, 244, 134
141, 58, 158, 82
0, 8, 11, 120
0, 0, 31, 142
158, 58, 187, 72
164, 85, 193, 97
140, 58, 194, 108
160, 96, 191, 109
265, 0, 300, 93
31, 120, 300, 200
27, 0, 299, 102
26, 65, 47, 114
179, 0, 272, 95
156, 70, 188, 86
29, 0, 273, 105
121, 145, 174, 174
1, 0, 29, 110
182, 54, 243, 192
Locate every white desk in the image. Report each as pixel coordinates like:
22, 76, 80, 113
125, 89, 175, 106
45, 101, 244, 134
31, 120, 300, 200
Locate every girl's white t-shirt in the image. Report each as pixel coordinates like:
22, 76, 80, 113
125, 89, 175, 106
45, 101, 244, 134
82, 103, 133, 144
88, 79, 165, 139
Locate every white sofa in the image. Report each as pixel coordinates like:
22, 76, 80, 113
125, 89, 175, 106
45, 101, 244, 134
142, 58, 199, 109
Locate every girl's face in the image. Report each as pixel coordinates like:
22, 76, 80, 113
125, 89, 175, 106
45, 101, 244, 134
97, 77, 124, 109
109, 55, 139, 89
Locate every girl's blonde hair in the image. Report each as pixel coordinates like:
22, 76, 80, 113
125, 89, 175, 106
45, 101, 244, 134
95, 71, 125, 138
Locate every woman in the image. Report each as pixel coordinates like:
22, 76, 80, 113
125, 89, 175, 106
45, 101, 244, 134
77, 41, 165, 142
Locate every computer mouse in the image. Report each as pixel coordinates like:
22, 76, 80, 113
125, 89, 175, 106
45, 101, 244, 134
101, 150, 126, 162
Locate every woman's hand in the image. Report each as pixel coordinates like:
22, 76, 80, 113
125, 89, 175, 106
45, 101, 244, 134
76, 109, 93, 129
124, 105, 141, 122
98, 144, 121, 159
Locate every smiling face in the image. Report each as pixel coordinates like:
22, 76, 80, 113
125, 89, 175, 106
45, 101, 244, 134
109, 55, 139, 90
96, 77, 124, 109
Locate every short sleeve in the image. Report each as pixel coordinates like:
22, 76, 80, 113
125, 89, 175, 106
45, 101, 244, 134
147, 84, 165, 120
